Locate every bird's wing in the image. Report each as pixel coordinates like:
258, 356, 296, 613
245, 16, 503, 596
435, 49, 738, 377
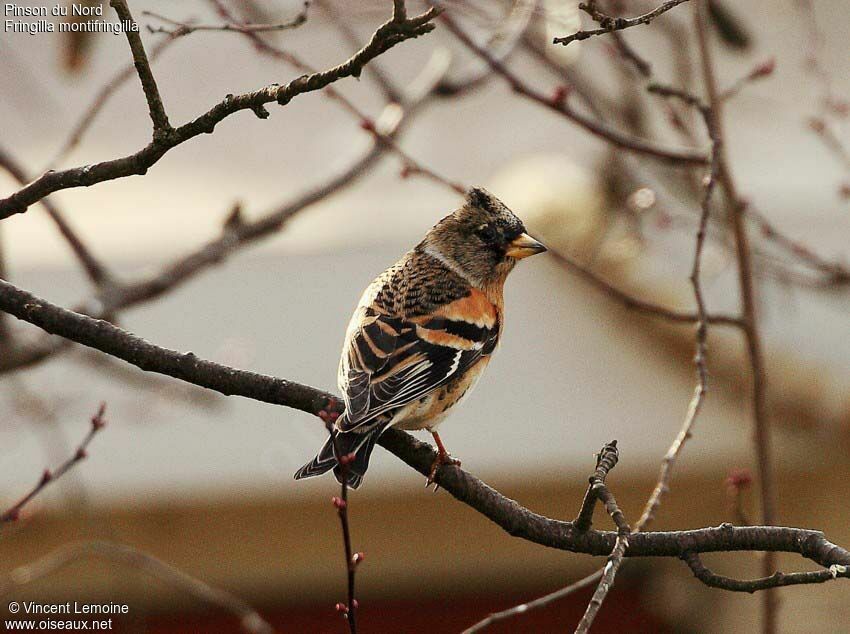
338, 293, 499, 432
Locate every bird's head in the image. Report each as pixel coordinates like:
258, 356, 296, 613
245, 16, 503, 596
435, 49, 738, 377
422, 187, 547, 287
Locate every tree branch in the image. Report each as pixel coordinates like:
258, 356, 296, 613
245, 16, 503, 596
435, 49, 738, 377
379, 430, 850, 567
327, 412, 362, 634
436, 10, 708, 165
1, 404, 106, 524
462, 570, 603, 634
45, 32, 184, 171
0, 146, 112, 286
695, 3, 779, 631
0, 280, 848, 587
683, 551, 849, 593
554, 0, 692, 46
573, 442, 632, 633
0, 66, 445, 374
0, 4, 440, 219
0, 278, 332, 416
109, 0, 172, 134
144, 4, 309, 37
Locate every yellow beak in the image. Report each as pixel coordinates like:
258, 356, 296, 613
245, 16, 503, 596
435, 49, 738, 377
505, 233, 547, 259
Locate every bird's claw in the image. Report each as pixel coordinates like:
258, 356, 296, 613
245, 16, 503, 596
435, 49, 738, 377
426, 452, 461, 491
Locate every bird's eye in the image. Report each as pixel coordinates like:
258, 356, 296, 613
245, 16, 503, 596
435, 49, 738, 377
475, 224, 498, 244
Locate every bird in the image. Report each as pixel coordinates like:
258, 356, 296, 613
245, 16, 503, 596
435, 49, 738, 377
294, 187, 546, 488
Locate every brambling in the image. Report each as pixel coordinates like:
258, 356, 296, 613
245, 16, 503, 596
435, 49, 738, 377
294, 187, 546, 488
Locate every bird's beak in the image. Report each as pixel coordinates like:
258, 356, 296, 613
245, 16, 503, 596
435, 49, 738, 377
505, 233, 547, 259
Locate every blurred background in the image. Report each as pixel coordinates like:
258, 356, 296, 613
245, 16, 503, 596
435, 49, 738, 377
1, 0, 848, 632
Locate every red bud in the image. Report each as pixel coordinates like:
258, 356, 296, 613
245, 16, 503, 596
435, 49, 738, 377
725, 467, 753, 490
750, 57, 776, 78
550, 85, 570, 108
91, 403, 107, 430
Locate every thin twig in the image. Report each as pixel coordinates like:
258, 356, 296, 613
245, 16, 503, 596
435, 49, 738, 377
746, 205, 850, 285
109, 0, 173, 134
437, 9, 708, 165
683, 551, 849, 592
1, 403, 106, 523
144, 4, 308, 36
0, 146, 112, 286
695, 3, 778, 631
574, 534, 629, 633
548, 248, 741, 327
553, 0, 691, 46
313, 0, 402, 103
574, 441, 620, 532
573, 443, 632, 633
45, 35, 180, 170
634, 82, 716, 531
0, 43, 452, 375
325, 409, 361, 634
199, 0, 461, 193
720, 58, 776, 102
0, 3, 441, 218
461, 571, 602, 634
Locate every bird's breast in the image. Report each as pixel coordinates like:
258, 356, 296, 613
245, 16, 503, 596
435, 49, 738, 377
391, 356, 491, 431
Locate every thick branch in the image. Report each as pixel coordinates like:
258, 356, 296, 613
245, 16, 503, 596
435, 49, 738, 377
378, 430, 850, 566
0, 279, 333, 416
0, 280, 848, 578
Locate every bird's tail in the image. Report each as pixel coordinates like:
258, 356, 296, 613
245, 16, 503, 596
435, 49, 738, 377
294, 425, 386, 489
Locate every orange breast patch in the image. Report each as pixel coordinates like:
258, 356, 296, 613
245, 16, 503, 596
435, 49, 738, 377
434, 289, 498, 329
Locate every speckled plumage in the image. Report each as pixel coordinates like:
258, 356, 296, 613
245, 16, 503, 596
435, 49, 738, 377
294, 187, 546, 488
371, 247, 471, 317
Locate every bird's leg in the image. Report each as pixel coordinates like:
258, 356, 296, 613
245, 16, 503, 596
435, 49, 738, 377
427, 431, 461, 486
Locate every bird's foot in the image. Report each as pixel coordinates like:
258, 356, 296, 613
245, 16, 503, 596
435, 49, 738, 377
426, 450, 461, 490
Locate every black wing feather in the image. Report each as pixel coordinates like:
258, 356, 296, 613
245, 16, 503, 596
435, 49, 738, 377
338, 309, 497, 432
